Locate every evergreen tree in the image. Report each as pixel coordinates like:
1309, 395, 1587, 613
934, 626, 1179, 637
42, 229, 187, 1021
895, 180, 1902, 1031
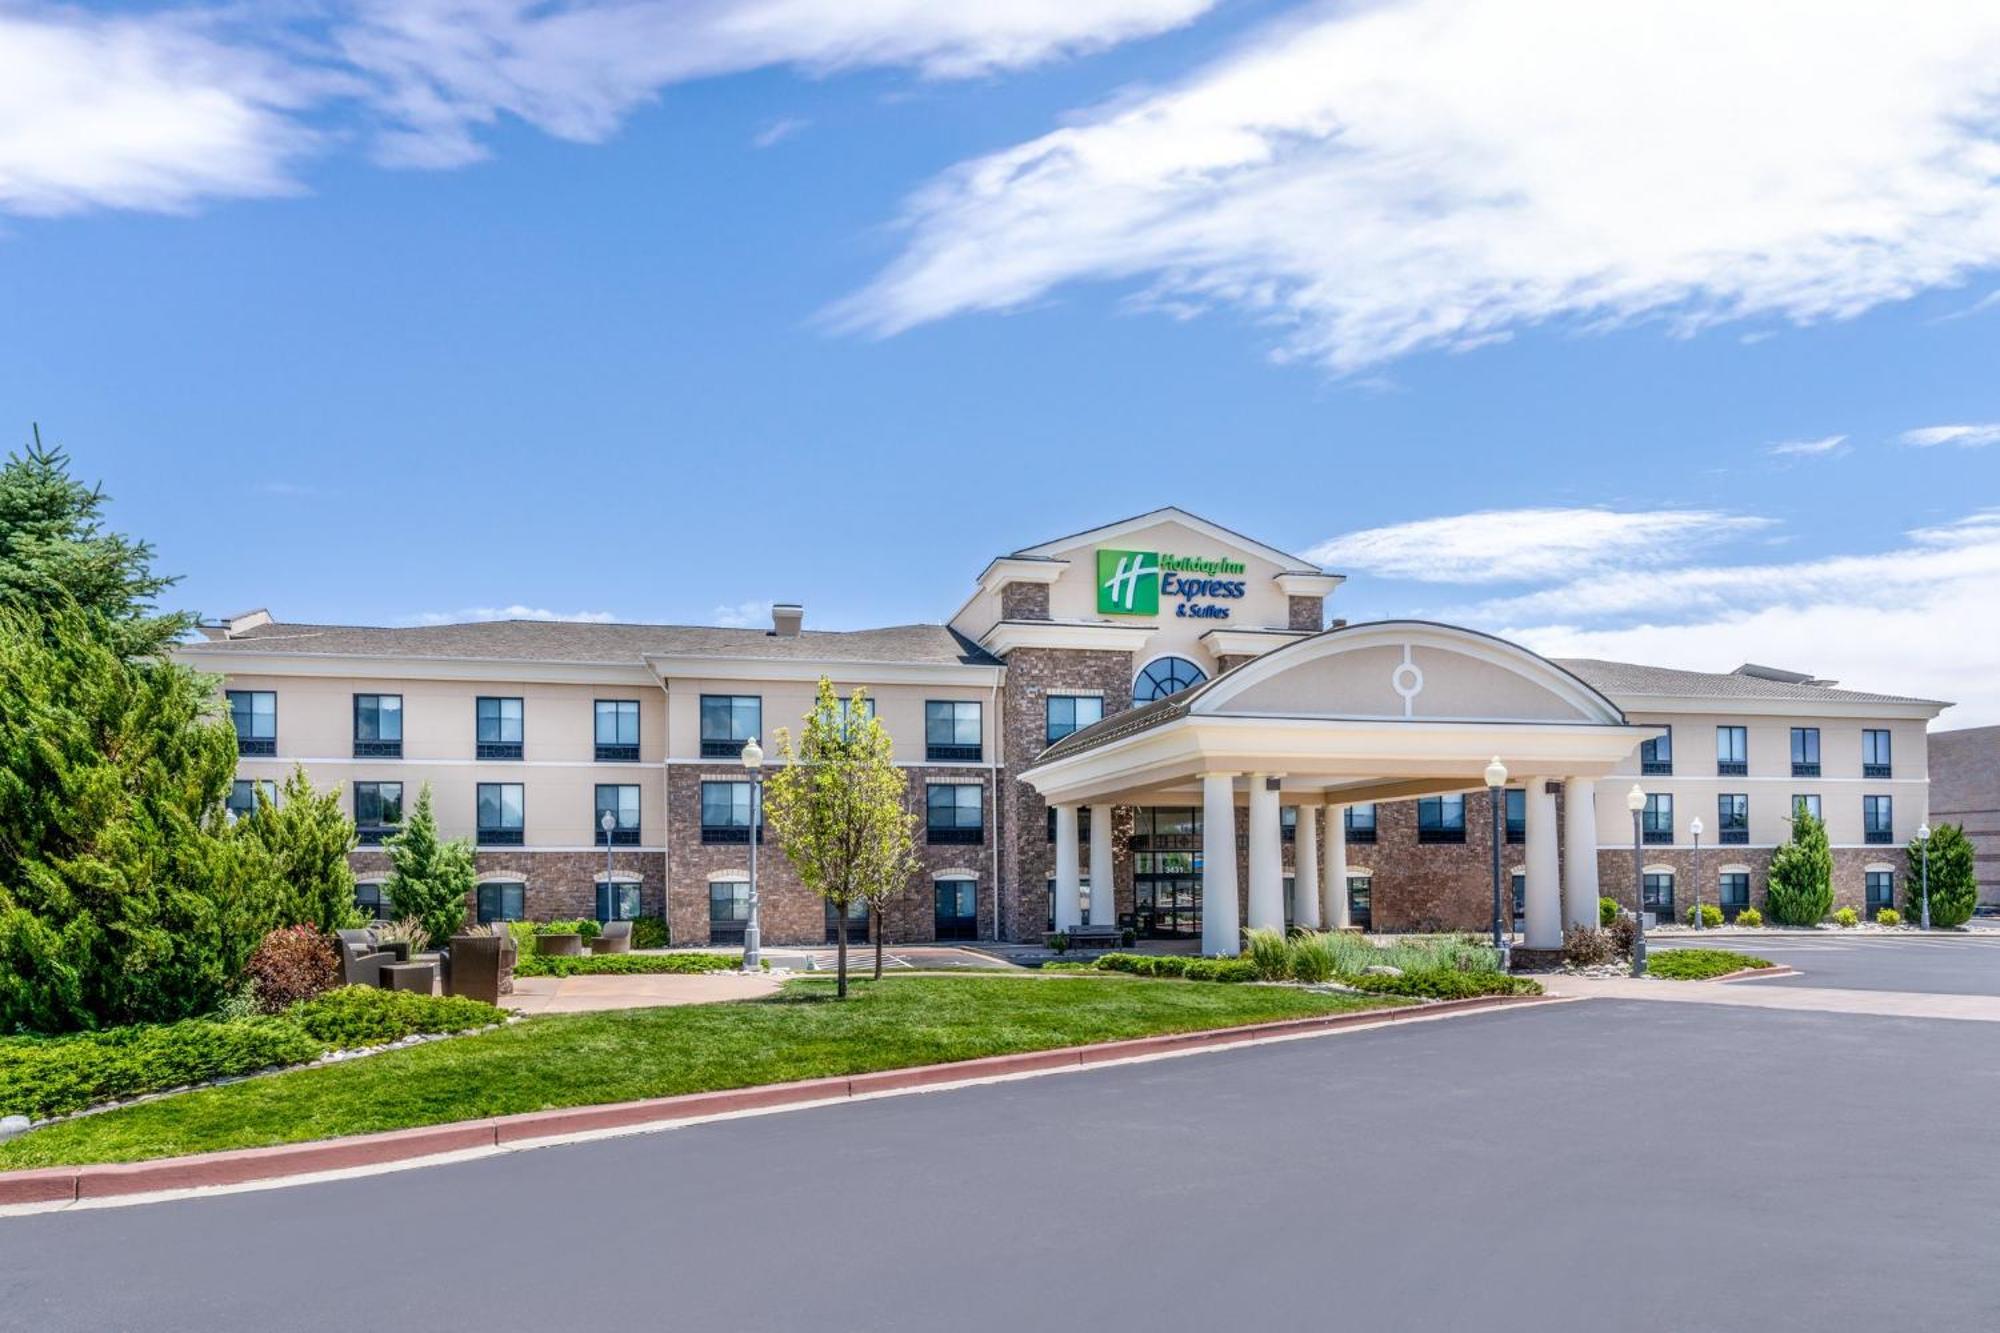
235, 767, 362, 934
1765, 808, 1835, 925
0, 605, 282, 1031
1907, 823, 1977, 929
381, 784, 474, 946
0, 428, 190, 658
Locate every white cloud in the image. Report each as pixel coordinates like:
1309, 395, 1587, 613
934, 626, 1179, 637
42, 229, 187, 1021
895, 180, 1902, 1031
401, 604, 617, 625
1899, 423, 2000, 448
1306, 508, 1771, 584
837, 0, 2000, 371
752, 115, 810, 149
710, 598, 773, 628
1767, 434, 1849, 459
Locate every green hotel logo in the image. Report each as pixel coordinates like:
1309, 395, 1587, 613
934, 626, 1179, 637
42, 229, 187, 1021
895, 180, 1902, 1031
1097, 549, 1247, 615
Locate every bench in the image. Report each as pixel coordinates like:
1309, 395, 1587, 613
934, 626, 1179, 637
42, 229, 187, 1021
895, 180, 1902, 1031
1047, 925, 1125, 949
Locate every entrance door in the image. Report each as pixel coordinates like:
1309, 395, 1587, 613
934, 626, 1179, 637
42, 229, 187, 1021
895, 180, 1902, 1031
934, 879, 977, 941
1133, 851, 1202, 938
1347, 875, 1372, 931
1643, 872, 1675, 925
825, 896, 869, 945
1865, 871, 1894, 919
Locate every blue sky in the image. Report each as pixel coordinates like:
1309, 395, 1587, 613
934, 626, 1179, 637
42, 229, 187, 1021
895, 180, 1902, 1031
4, 0, 1999, 721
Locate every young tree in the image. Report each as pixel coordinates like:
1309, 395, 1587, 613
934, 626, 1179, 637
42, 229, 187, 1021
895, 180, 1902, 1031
762, 679, 920, 997
381, 784, 474, 947
1765, 808, 1835, 925
0, 428, 190, 658
0, 604, 282, 1031
1907, 823, 1977, 929
235, 767, 362, 934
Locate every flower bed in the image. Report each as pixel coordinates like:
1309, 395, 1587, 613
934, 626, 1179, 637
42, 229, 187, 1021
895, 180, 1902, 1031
512, 952, 746, 979
1646, 948, 1775, 981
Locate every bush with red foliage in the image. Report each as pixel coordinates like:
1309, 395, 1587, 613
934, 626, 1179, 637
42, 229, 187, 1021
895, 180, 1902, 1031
243, 925, 339, 1014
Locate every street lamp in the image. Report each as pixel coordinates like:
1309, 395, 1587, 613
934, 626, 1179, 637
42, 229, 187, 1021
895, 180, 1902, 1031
1626, 784, 1648, 976
1484, 757, 1508, 959
1689, 814, 1704, 930
741, 736, 765, 972
599, 808, 617, 915
1917, 821, 1932, 930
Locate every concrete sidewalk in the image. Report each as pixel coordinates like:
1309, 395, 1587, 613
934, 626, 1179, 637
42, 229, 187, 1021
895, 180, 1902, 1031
1547, 973, 2000, 1021
503, 971, 782, 1015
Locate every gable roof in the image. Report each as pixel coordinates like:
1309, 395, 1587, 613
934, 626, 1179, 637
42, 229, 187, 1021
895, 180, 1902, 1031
1554, 658, 1946, 708
1010, 506, 1328, 575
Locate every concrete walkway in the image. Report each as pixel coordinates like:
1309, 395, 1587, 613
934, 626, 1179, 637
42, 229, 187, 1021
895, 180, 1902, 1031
503, 970, 782, 1015
1546, 973, 2000, 1021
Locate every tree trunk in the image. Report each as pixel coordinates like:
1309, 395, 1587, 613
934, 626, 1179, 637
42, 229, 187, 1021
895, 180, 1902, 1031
872, 904, 884, 980
836, 909, 849, 999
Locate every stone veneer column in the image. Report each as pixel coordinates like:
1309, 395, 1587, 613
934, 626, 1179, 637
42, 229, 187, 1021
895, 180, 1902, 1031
1247, 776, 1285, 934
1053, 803, 1081, 932
1524, 780, 1563, 949
1201, 773, 1241, 956
1293, 800, 1322, 930
1562, 778, 1601, 930
1087, 803, 1115, 928
1322, 805, 1350, 929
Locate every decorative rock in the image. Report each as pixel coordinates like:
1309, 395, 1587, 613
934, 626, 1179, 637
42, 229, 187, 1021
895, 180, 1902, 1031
0, 1114, 30, 1141
1362, 964, 1404, 977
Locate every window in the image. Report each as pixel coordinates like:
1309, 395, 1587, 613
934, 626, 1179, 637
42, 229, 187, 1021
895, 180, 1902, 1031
837, 696, 876, 736
1504, 789, 1526, 845
698, 695, 760, 759
1863, 729, 1893, 779
1417, 795, 1466, 843
927, 783, 985, 844
1133, 656, 1207, 705
595, 784, 641, 845
476, 696, 524, 760
227, 690, 276, 755
226, 778, 275, 819
935, 879, 978, 941
353, 694, 403, 758
1281, 805, 1298, 843
1642, 871, 1675, 920
476, 882, 525, 924
1790, 727, 1821, 777
1718, 872, 1750, 920
1792, 793, 1822, 822
1717, 793, 1749, 844
1345, 804, 1377, 844
595, 880, 642, 922
1046, 878, 1098, 933
355, 882, 393, 921
354, 781, 404, 845
1716, 725, 1747, 776
1865, 870, 1895, 916
1045, 694, 1104, 747
1639, 726, 1672, 775
1045, 805, 1092, 844
1642, 793, 1674, 844
924, 700, 983, 762
700, 781, 759, 843
1347, 875, 1372, 930
1511, 869, 1526, 924
595, 699, 641, 762
1863, 795, 1894, 844
826, 895, 870, 944
708, 881, 749, 942
476, 782, 524, 845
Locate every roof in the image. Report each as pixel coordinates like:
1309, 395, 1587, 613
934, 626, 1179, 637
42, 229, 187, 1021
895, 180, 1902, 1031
1009, 506, 1327, 575
179, 619, 1004, 668
1553, 658, 1946, 707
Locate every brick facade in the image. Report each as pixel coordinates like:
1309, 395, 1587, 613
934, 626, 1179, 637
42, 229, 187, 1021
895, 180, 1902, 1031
1000, 581, 1051, 621
1287, 595, 1324, 632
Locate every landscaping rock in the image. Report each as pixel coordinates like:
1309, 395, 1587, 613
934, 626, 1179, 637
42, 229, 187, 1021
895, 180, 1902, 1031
0, 1114, 29, 1142
1362, 964, 1404, 977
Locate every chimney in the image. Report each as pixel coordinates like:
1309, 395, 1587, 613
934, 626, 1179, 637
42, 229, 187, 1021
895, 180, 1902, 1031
222, 609, 273, 639
770, 603, 803, 638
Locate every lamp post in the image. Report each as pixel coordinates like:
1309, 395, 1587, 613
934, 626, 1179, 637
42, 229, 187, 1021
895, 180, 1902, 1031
1917, 822, 1932, 931
599, 808, 616, 916
1485, 757, 1508, 960
740, 737, 764, 972
1626, 784, 1648, 976
1689, 814, 1704, 930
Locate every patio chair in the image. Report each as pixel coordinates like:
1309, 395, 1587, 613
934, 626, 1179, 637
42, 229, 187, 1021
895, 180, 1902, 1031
589, 920, 633, 954
335, 928, 392, 988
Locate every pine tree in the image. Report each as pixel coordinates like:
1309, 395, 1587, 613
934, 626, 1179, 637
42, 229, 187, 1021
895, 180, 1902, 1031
1765, 808, 1835, 925
1907, 823, 1977, 929
235, 767, 362, 934
382, 784, 474, 947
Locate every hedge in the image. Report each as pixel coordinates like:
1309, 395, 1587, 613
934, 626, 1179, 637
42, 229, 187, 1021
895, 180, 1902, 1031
1646, 949, 1773, 981
512, 952, 744, 979
1348, 970, 1543, 1000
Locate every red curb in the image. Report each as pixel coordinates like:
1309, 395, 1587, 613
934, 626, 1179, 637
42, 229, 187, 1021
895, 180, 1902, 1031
5, 990, 1556, 1206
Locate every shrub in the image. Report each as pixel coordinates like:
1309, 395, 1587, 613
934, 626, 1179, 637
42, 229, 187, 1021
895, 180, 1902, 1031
381, 785, 473, 950
374, 916, 431, 954
631, 917, 670, 950
1182, 959, 1259, 983
535, 918, 601, 940
1349, 970, 1542, 999
1085, 953, 1256, 983
1287, 932, 1340, 983
1908, 824, 1978, 928
512, 951, 742, 978
1244, 927, 1291, 980
1875, 908, 1901, 927
1766, 809, 1835, 925
1684, 903, 1724, 928
1049, 931, 1070, 955
1599, 896, 1621, 927
1371, 935, 1501, 976
287, 987, 501, 1048
1833, 907, 1859, 927
230, 766, 360, 934
242, 925, 339, 1014
1735, 907, 1763, 928
1647, 948, 1773, 980
0, 1016, 323, 1122
1563, 926, 1616, 967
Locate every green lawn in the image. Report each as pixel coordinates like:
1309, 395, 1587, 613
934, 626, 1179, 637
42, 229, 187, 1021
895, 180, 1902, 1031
0, 975, 1398, 1169
1648, 948, 1775, 980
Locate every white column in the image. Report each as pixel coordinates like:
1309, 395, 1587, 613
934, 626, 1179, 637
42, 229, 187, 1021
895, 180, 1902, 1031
1201, 773, 1240, 956
1323, 805, 1350, 929
1524, 779, 1562, 949
1562, 778, 1601, 930
1053, 803, 1081, 932
1087, 803, 1115, 928
1247, 775, 1285, 933
1293, 801, 1322, 930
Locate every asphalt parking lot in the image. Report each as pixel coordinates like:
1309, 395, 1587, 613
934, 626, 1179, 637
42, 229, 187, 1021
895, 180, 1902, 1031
7, 996, 1998, 1332
1653, 929, 2000, 995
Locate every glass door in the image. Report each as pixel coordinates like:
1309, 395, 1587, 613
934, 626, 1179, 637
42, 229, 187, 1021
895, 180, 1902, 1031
934, 879, 977, 941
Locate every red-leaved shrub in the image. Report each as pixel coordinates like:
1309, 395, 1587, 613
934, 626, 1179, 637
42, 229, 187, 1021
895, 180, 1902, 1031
243, 924, 339, 1014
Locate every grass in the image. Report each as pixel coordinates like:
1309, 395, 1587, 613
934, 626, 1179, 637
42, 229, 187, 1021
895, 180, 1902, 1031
0, 975, 1400, 1169
1647, 948, 1775, 981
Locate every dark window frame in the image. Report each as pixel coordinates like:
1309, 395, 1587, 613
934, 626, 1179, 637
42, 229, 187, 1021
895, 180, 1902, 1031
594, 783, 642, 845
595, 880, 642, 922
926, 782, 985, 845
1862, 728, 1893, 779
698, 694, 761, 760
595, 698, 642, 762
1344, 804, 1377, 844
1642, 793, 1674, 844
1416, 795, 1466, 844
1717, 793, 1749, 845
476, 882, 525, 924
353, 693, 404, 759
1790, 727, 1821, 778
476, 782, 524, 846
476, 695, 524, 760
1639, 726, 1673, 776
708, 881, 750, 940
354, 780, 405, 846
699, 780, 761, 844
227, 689, 277, 756
1133, 656, 1207, 705
1863, 794, 1894, 844
1716, 725, 1747, 777
1504, 788, 1526, 845
924, 700, 983, 763
1044, 694, 1105, 748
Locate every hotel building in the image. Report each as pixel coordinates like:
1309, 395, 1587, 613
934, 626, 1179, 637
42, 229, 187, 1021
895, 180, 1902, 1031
184, 508, 1949, 954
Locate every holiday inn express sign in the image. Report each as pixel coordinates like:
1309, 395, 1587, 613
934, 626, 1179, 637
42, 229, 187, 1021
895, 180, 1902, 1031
1097, 549, 1248, 620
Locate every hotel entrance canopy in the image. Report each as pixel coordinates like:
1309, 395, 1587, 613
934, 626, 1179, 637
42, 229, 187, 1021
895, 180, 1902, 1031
1020, 621, 1654, 955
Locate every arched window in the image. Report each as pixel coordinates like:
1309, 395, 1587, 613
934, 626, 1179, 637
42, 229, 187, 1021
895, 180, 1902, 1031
1133, 656, 1207, 705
